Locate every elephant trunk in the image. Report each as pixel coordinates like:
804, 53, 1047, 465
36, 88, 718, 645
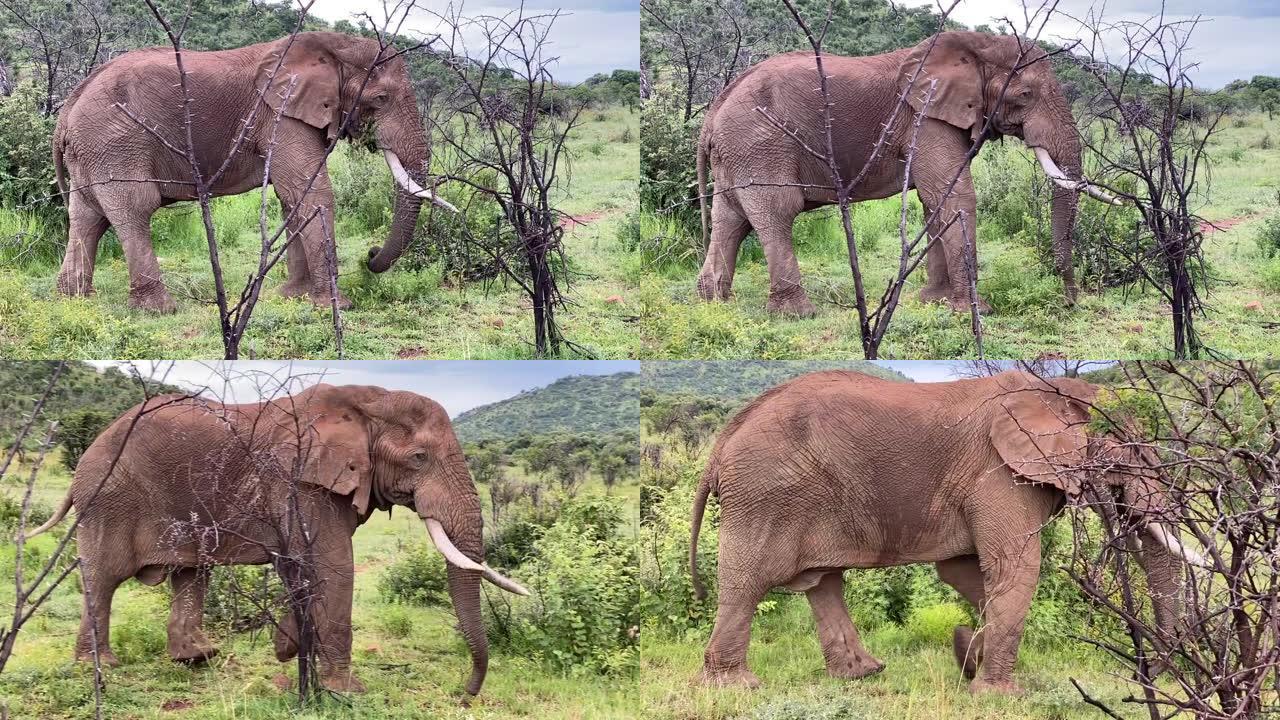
367, 182, 424, 273
367, 98, 445, 273
445, 562, 489, 696
1138, 526, 1185, 642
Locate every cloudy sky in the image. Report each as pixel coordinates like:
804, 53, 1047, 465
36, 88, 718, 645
309, 0, 639, 83
904, 0, 1278, 88
89, 361, 637, 417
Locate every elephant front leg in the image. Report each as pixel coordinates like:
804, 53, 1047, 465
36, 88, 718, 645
269, 144, 351, 310
275, 196, 312, 300
916, 155, 990, 314
277, 534, 363, 693
969, 541, 1041, 694
805, 572, 884, 679
167, 566, 218, 663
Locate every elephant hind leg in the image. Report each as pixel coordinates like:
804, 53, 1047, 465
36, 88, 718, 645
167, 567, 218, 663
806, 571, 884, 680
57, 192, 109, 297
96, 184, 175, 313
936, 555, 986, 680
701, 583, 768, 688
76, 565, 124, 667
739, 188, 815, 318
697, 201, 751, 302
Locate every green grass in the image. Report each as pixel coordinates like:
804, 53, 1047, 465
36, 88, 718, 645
0, 460, 640, 719
639, 112, 1280, 359
640, 596, 1143, 720
0, 107, 639, 360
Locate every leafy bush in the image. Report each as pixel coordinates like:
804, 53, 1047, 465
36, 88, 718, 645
489, 496, 637, 676
0, 83, 65, 265
1261, 256, 1280, 293
57, 408, 113, 471
1256, 209, 1280, 259
204, 565, 282, 633
904, 602, 968, 646
378, 541, 451, 607
378, 605, 414, 639
639, 94, 701, 235
979, 248, 1061, 315
485, 517, 545, 570
0, 493, 54, 536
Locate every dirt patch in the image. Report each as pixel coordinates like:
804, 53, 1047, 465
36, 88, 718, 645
395, 346, 428, 359
160, 699, 195, 712
1198, 214, 1256, 235
558, 209, 617, 230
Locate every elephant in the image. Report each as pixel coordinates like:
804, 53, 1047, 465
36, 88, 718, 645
23, 383, 526, 695
694, 31, 1119, 317
52, 31, 456, 313
688, 370, 1205, 693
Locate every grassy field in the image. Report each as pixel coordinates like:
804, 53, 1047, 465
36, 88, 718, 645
0, 458, 640, 719
640, 598, 1142, 720
0, 107, 639, 360
638, 112, 1280, 359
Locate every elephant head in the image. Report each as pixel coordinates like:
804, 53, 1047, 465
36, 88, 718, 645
898, 32, 1120, 304
277, 384, 527, 696
255, 32, 456, 274
988, 376, 1202, 647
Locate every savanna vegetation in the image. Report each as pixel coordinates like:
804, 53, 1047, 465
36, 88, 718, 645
0, 0, 641, 359
0, 362, 642, 719
454, 372, 642, 442
637, 0, 1280, 359
638, 360, 1280, 719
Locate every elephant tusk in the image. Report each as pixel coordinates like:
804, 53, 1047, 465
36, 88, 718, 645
382, 150, 460, 214
424, 518, 530, 596
1145, 522, 1211, 568
1032, 147, 1122, 206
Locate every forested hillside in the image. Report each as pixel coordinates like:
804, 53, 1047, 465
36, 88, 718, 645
641, 360, 908, 399
453, 372, 641, 442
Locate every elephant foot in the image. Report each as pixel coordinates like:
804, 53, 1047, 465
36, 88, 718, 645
129, 288, 177, 314
765, 288, 816, 318
699, 666, 761, 689
308, 290, 353, 311
274, 613, 299, 662
320, 669, 367, 693
77, 649, 120, 668
826, 653, 884, 680
696, 272, 733, 302
169, 633, 219, 665
969, 678, 1023, 695
952, 626, 982, 680
947, 295, 993, 315
278, 280, 309, 299
56, 274, 94, 298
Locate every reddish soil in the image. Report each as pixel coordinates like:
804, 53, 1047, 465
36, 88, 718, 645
1198, 214, 1255, 235
160, 699, 195, 712
558, 210, 611, 230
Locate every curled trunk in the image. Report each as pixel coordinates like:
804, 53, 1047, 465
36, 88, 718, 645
367, 185, 424, 273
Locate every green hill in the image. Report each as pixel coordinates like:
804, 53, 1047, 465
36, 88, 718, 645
641, 361, 910, 400
452, 372, 640, 442
0, 362, 185, 445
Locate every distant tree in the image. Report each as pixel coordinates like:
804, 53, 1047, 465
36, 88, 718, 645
56, 408, 112, 471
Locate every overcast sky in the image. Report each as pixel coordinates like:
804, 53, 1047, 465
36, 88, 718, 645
309, 0, 639, 83
88, 361, 637, 418
903, 0, 1278, 89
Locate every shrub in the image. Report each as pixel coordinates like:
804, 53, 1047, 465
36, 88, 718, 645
489, 496, 637, 676
378, 541, 450, 607
1256, 210, 1280, 259
56, 408, 113, 471
979, 248, 1061, 315
0, 493, 54, 536
204, 565, 282, 633
904, 602, 968, 646
639, 95, 701, 236
485, 517, 545, 570
378, 606, 414, 639
1261, 256, 1280, 293
0, 83, 65, 265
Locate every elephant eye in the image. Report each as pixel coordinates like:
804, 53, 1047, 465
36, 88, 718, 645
410, 450, 428, 464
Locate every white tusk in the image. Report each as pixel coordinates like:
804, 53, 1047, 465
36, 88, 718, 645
424, 518, 531, 596
382, 150, 460, 213
425, 518, 485, 571
1145, 522, 1211, 568
1032, 147, 1122, 206
482, 564, 530, 596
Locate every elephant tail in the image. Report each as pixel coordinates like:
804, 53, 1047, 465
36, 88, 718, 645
689, 458, 716, 601
52, 126, 68, 199
696, 118, 712, 252
21, 489, 73, 541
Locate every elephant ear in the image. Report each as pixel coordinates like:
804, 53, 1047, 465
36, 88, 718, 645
273, 384, 375, 516
255, 34, 346, 141
896, 32, 986, 141
989, 377, 1098, 496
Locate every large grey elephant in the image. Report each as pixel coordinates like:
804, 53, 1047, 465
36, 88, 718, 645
695, 31, 1118, 317
24, 383, 526, 695
53, 31, 455, 313
689, 370, 1203, 693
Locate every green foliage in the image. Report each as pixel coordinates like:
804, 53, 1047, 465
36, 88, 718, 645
978, 248, 1061, 315
55, 408, 112, 471
0, 83, 63, 265
0, 493, 54, 536
641, 360, 909, 400
639, 93, 701, 236
378, 542, 451, 607
453, 372, 641, 442
748, 695, 870, 720
204, 565, 282, 632
1256, 205, 1280, 259
1261, 257, 1280, 293
487, 496, 638, 676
